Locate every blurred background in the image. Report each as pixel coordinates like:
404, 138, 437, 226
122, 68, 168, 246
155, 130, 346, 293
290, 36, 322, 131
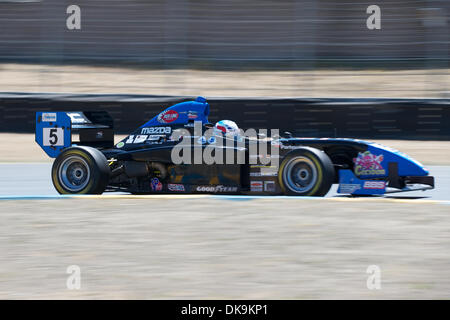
1, 1, 450, 300
0, 0, 448, 97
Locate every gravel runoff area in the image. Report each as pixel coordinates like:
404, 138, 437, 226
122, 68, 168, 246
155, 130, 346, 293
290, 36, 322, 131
1, 133, 450, 166
0, 197, 449, 299
0, 64, 449, 98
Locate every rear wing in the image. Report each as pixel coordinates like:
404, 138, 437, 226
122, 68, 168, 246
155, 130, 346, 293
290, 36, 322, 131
35, 111, 114, 158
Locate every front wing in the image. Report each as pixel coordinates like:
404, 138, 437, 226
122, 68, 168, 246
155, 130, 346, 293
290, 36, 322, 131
338, 169, 434, 196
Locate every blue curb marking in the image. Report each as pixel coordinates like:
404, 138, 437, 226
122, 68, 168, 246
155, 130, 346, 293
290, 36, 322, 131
0, 195, 74, 200
1, 194, 449, 205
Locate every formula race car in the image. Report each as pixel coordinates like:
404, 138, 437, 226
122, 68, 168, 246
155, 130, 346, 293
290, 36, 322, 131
35, 97, 434, 196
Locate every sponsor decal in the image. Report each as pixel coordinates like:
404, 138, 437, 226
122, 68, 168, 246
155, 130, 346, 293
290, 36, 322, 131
264, 181, 276, 192
250, 172, 277, 177
125, 135, 135, 143
66, 112, 90, 124
207, 136, 216, 144
197, 136, 207, 145
158, 110, 179, 124
133, 135, 148, 144
147, 135, 164, 142
116, 142, 125, 148
196, 185, 238, 193
354, 151, 386, 176
141, 127, 171, 135
250, 172, 262, 177
187, 111, 198, 120
339, 183, 361, 193
150, 178, 163, 192
250, 165, 278, 177
250, 181, 263, 192
196, 136, 217, 145
250, 165, 276, 168
249, 154, 280, 160
168, 183, 185, 192
363, 181, 386, 189
42, 112, 57, 122
261, 172, 277, 177
125, 134, 164, 144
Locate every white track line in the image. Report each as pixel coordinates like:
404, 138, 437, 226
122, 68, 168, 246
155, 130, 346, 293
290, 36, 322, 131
1, 194, 449, 205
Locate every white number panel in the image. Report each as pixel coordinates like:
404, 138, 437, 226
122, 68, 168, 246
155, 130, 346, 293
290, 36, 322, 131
43, 127, 64, 146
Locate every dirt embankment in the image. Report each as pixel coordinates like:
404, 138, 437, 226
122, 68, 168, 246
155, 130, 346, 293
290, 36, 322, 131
0, 64, 449, 98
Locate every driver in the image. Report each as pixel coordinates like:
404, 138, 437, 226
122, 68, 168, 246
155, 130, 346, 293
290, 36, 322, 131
213, 120, 240, 138
207, 120, 243, 144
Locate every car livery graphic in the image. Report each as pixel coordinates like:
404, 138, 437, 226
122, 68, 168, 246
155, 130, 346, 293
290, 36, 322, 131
353, 151, 386, 177
35, 97, 434, 196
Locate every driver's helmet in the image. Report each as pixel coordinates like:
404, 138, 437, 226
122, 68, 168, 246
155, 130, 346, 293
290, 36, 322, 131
213, 120, 240, 138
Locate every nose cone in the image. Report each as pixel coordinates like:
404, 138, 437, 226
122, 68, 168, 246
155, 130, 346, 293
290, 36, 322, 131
405, 161, 428, 176
415, 164, 429, 176
368, 144, 429, 177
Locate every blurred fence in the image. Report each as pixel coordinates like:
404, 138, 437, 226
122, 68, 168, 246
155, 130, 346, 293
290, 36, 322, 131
0, 0, 448, 66
1, 93, 449, 139
0, 0, 448, 97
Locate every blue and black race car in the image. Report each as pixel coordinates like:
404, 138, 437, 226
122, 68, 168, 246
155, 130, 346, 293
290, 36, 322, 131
35, 97, 434, 196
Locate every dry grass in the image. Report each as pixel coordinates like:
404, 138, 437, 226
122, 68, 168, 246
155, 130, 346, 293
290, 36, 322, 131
0, 197, 449, 299
0, 63, 448, 98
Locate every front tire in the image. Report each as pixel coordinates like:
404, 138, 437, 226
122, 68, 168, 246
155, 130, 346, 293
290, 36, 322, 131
278, 147, 334, 196
52, 146, 110, 194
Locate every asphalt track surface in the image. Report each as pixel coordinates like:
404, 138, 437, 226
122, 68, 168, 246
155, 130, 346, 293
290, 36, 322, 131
0, 163, 449, 200
1, 163, 450, 299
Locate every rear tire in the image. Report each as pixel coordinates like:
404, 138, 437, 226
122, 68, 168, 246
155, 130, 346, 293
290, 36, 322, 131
278, 147, 334, 196
52, 146, 110, 194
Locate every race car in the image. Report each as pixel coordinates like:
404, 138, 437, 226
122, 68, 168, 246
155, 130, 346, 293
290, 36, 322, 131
35, 97, 434, 196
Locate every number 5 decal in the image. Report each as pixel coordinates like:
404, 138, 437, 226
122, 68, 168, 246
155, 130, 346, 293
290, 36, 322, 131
36, 111, 71, 158
43, 127, 64, 146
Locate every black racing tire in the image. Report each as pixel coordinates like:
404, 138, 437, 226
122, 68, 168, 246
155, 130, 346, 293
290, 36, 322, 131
278, 147, 335, 197
51, 146, 110, 194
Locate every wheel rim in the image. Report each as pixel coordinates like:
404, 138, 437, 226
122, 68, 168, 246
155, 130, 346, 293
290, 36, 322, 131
283, 156, 318, 193
58, 156, 91, 192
